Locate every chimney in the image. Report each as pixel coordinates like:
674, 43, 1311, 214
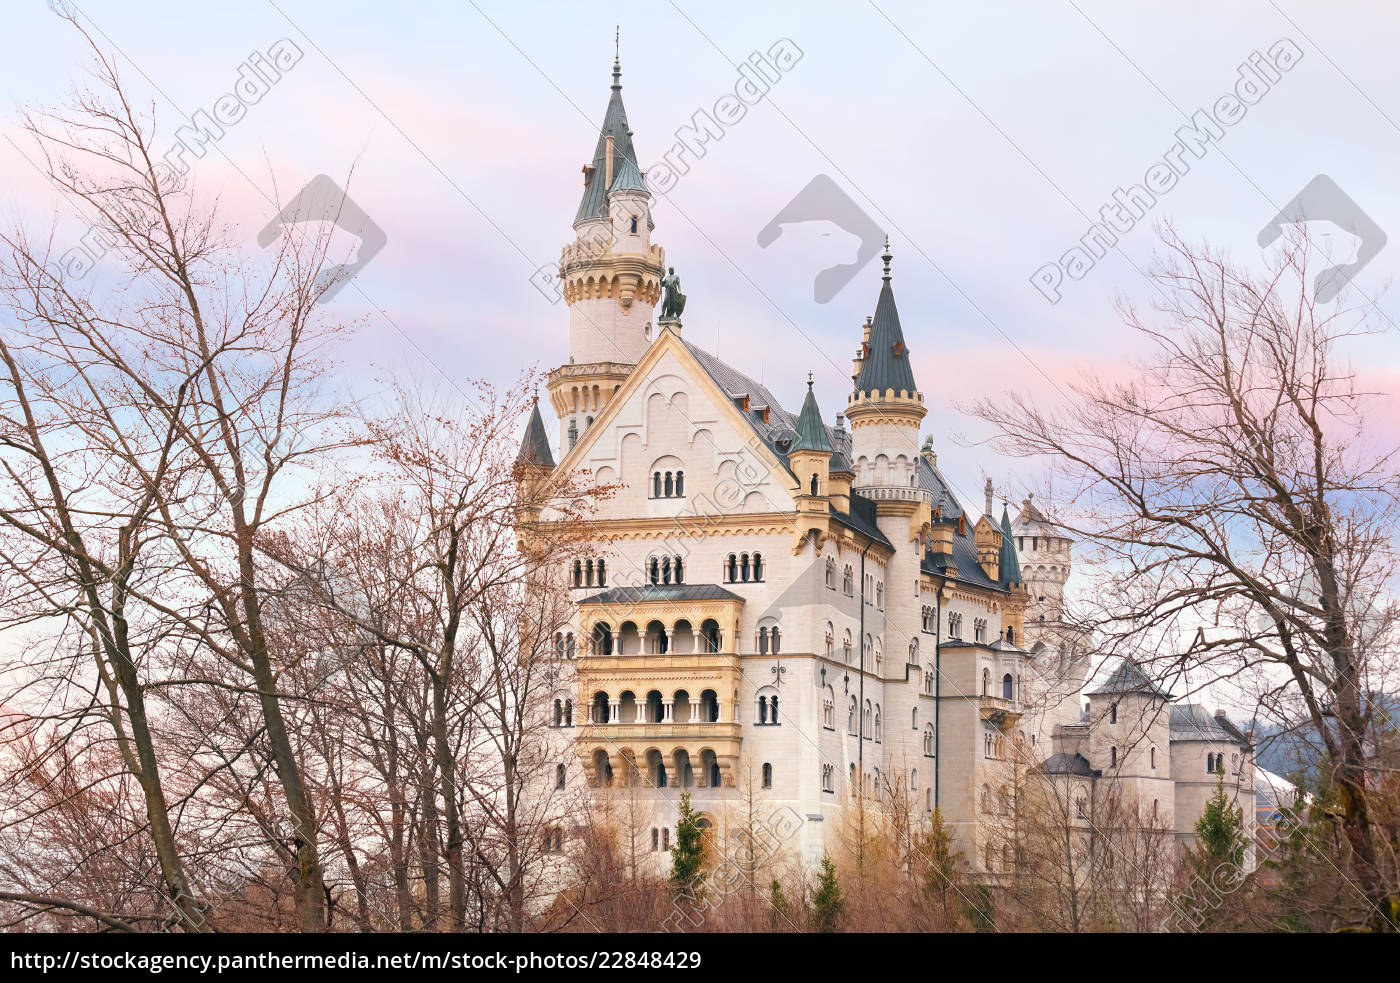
984, 477, 994, 518
605, 135, 615, 189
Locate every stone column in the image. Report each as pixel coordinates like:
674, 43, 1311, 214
611, 631, 621, 655
691, 627, 702, 651
662, 699, 674, 723
608, 699, 620, 724
689, 698, 700, 721
664, 629, 674, 654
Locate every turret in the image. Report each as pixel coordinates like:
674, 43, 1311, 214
515, 393, 556, 530
845, 239, 929, 519
547, 51, 666, 451
827, 414, 854, 513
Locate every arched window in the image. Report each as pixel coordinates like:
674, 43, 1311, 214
649, 557, 660, 585
553, 699, 563, 727
584, 559, 594, 587
810, 473, 819, 495
593, 622, 613, 656
653, 471, 662, 497
843, 630, 853, 663
564, 699, 573, 726
740, 553, 750, 582
572, 560, 581, 587
675, 471, 684, 496
726, 553, 738, 582
630, 215, 638, 233
1111, 745, 1118, 768
847, 697, 857, 734
556, 763, 566, 789
664, 471, 674, 497
876, 583, 883, 609
1150, 746, 1157, 769
1110, 702, 1118, 724
824, 622, 834, 659
771, 626, 780, 653
1006, 625, 1015, 644
874, 705, 882, 741
1002, 673, 1013, 700
674, 556, 684, 583
661, 556, 672, 585
762, 763, 772, 789
758, 627, 769, 655
565, 633, 576, 659
597, 559, 606, 586
909, 637, 919, 661
924, 724, 935, 757
700, 619, 721, 653
825, 557, 836, 589
982, 668, 990, 695
823, 687, 835, 729
843, 565, 854, 595
752, 553, 763, 581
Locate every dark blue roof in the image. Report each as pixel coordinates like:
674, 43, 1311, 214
575, 63, 640, 225
853, 268, 918, 397
517, 400, 555, 468
917, 455, 1001, 591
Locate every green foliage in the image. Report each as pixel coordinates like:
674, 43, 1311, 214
965, 883, 997, 933
1192, 772, 1247, 872
810, 855, 845, 932
669, 790, 705, 891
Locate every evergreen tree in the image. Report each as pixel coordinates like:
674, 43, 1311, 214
1191, 769, 1247, 872
810, 855, 845, 932
768, 878, 790, 932
669, 790, 705, 891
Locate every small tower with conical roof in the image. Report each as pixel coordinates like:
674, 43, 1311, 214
547, 47, 666, 452
788, 373, 835, 550
846, 239, 927, 499
515, 392, 556, 530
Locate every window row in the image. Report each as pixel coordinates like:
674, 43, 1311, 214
570, 558, 607, 588
651, 470, 685, 498
823, 558, 856, 595
589, 689, 721, 724
589, 619, 723, 656
980, 669, 1017, 700
819, 624, 882, 668
723, 552, 765, 583
647, 554, 685, 585
844, 698, 883, 741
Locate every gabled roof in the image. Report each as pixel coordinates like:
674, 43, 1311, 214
1038, 752, 1100, 777
576, 583, 742, 605
1086, 658, 1171, 699
853, 245, 918, 397
575, 60, 640, 225
516, 399, 555, 468
1170, 704, 1252, 746
998, 504, 1022, 586
790, 380, 832, 453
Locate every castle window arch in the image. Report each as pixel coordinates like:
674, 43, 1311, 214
823, 685, 836, 729
1002, 673, 1013, 700
981, 668, 990, 695
923, 724, 936, 757
823, 622, 834, 659
762, 762, 772, 789
629, 215, 638, 233
843, 565, 854, 595
847, 697, 857, 735
842, 629, 853, 663
649, 455, 684, 499
755, 685, 780, 725
825, 557, 836, 589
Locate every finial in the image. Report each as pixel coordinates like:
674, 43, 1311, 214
807, 370, 814, 389
881, 235, 892, 281
532, 385, 539, 404
612, 27, 622, 88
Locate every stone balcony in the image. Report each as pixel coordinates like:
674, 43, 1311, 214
978, 694, 1023, 727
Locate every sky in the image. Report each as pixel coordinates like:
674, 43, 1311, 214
2, 0, 1399, 558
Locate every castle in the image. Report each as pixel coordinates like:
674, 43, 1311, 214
520, 55, 1256, 878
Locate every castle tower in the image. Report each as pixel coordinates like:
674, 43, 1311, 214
846, 239, 926, 501
547, 52, 666, 451
846, 242, 931, 679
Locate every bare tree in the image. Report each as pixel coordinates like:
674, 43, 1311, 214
970, 224, 1400, 930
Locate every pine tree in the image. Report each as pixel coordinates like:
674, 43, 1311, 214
1192, 769, 1247, 872
669, 790, 705, 891
810, 855, 845, 932
768, 878, 790, 932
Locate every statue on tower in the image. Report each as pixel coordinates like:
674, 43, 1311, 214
660, 266, 686, 318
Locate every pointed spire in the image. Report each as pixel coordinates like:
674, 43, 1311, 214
881, 234, 892, 281
612, 26, 622, 89
998, 503, 1022, 586
853, 242, 917, 396
791, 374, 833, 453
517, 396, 555, 468
575, 43, 641, 225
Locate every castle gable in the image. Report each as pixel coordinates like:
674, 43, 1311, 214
546, 330, 799, 524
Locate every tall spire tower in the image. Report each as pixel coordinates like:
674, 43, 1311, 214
846, 238, 928, 497
546, 45, 666, 452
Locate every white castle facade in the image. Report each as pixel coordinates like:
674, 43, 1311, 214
519, 56, 1256, 880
